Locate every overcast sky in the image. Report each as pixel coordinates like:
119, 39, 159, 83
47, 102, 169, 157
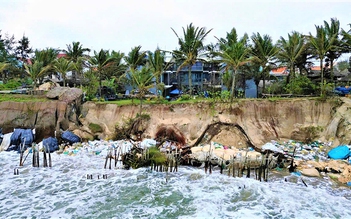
1, 0, 351, 59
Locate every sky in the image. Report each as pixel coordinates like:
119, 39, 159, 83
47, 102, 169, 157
1, 0, 351, 59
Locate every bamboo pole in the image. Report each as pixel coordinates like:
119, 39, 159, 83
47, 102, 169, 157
48, 151, 52, 168
43, 151, 47, 167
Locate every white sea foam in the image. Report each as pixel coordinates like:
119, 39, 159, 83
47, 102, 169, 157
1, 145, 351, 219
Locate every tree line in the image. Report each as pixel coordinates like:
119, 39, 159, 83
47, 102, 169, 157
1, 17, 351, 100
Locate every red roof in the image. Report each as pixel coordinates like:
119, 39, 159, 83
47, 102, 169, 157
57, 53, 67, 58
271, 67, 289, 75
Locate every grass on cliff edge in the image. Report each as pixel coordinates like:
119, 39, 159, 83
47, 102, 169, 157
0, 94, 48, 102
95, 97, 212, 105
0, 94, 324, 105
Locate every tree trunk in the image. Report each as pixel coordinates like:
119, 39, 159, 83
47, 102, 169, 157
286, 64, 294, 84
99, 71, 102, 101
139, 97, 143, 115
320, 60, 324, 96
230, 69, 237, 102
262, 72, 266, 94
330, 58, 334, 82
188, 67, 192, 95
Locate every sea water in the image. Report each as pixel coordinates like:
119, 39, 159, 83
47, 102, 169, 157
1, 149, 351, 219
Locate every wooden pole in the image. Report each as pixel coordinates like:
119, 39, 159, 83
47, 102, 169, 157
48, 151, 52, 167
43, 151, 47, 167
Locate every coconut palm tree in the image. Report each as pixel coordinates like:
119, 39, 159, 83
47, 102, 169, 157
127, 66, 154, 114
0, 62, 8, 72
341, 24, 351, 53
53, 57, 74, 87
251, 33, 279, 95
109, 50, 126, 79
88, 49, 117, 100
24, 61, 51, 90
309, 25, 336, 95
34, 48, 59, 82
171, 23, 212, 95
216, 28, 252, 101
324, 18, 343, 80
277, 31, 306, 83
65, 42, 90, 82
0, 62, 9, 82
124, 46, 147, 71
147, 49, 172, 97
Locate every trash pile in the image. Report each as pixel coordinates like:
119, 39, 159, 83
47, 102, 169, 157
261, 140, 346, 162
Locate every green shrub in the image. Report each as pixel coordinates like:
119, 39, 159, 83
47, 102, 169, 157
179, 94, 191, 101
285, 76, 317, 95
266, 80, 286, 94
148, 146, 167, 165
88, 123, 103, 133
1, 79, 21, 90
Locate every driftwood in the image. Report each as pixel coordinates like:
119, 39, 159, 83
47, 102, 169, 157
192, 122, 259, 152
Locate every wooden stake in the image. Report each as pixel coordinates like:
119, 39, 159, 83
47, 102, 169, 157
48, 152, 52, 167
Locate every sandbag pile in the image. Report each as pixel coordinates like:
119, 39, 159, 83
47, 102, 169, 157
6, 128, 34, 152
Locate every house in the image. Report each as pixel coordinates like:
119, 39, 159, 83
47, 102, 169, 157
161, 61, 222, 95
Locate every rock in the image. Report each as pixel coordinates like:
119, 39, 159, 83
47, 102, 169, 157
338, 165, 351, 184
306, 160, 327, 171
301, 168, 320, 177
46, 87, 70, 99
326, 160, 348, 173
38, 82, 60, 91
72, 129, 94, 141
46, 87, 83, 104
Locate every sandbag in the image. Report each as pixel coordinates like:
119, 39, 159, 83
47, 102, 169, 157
328, 145, 351, 160
61, 131, 81, 144
43, 137, 59, 153
0, 133, 12, 151
9, 129, 23, 149
8, 129, 34, 151
21, 129, 34, 147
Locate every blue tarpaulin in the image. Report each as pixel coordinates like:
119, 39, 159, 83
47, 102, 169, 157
43, 137, 59, 153
8, 128, 34, 151
61, 131, 81, 144
328, 145, 351, 160
334, 87, 351, 95
170, 89, 182, 95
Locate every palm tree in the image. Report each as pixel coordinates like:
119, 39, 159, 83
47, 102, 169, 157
324, 18, 343, 80
171, 23, 212, 95
251, 33, 279, 95
0, 62, 9, 71
127, 66, 154, 114
216, 28, 252, 101
65, 42, 90, 82
341, 24, 351, 54
24, 61, 51, 90
0, 62, 9, 82
309, 25, 336, 95
109, 50, 126, 78
53, 58, 74, 87
34, 48, 59, 82
147, 49, 172, 97
277, 31, 306, 83
124, 46, 146, 71
88, 49, 117, 100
